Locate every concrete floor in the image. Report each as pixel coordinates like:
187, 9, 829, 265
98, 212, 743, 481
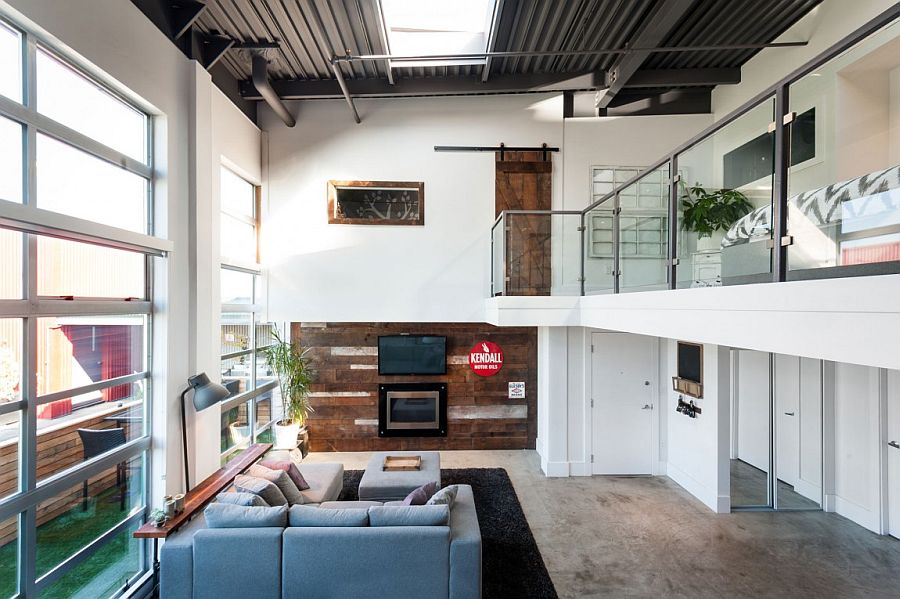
304, 450, 900, 598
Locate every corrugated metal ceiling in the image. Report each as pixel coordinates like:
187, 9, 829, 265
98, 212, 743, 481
195, 0, 822, 85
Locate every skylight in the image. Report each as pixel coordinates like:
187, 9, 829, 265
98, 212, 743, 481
380, 0, 497, 68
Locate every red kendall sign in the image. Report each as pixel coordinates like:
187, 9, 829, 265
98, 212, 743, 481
468, 341, 503, 377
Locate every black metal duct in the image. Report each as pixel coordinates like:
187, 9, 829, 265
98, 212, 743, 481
251, 53, 295, 127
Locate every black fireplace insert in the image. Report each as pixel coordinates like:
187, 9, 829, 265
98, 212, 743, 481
378, 383, 447, 437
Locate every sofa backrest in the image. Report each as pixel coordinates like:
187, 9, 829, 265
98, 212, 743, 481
281, 526, 451, 599
192, 527, 283, 599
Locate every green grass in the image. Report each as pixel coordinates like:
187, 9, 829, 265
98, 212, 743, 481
0, 482, 145, 598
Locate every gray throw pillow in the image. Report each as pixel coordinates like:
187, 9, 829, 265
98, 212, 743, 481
402, 481, 439, 506
247, 464, 305, 505
234, 474, 288, 507
288, 504, 369, 527
216, 492, 269, 507
368, 505, 449, 527
204, 503, 288, 528
259, 459, 310, 491
426, 484, 459, 508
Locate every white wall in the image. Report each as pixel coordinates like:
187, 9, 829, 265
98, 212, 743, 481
711, 0, 899, 118
262, 94, 563, 324
664, 340, 731, 513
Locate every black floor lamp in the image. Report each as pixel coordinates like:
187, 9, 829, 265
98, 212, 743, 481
180, 373, 230, 492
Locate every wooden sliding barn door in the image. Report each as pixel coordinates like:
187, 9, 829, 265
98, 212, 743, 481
495, 151, 552, 296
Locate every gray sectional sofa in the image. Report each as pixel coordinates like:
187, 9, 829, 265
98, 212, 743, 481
159, 471, 482, 599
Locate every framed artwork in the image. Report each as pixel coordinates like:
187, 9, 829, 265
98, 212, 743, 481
327, 180, 425, 225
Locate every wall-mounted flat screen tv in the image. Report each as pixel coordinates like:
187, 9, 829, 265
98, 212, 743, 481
378, 335, 447, 375
677, 342, 703, 384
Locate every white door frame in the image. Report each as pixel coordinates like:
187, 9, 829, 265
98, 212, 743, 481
587, 331, 660, 476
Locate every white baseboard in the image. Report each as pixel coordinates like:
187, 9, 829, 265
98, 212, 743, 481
542, 460, 570, 477
569, 461, 591, 477
793, 479, 822, 505
716, 494, 731, 514
666, 461, 719, 513
833, 496, 879, 533
655, 461, 668, 476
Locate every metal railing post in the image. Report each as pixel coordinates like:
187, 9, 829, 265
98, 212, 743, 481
772, 85, 791, 282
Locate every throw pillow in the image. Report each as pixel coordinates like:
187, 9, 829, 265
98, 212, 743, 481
216, 492, 269, 507
259, 458, 310, 491
288, 504, 369, 527
368, 505, 449, 527
234, 474, 288, 507
247, 464, 305, 505
401, 481, 439, 506
426, 484, 459, 508
204, 503, 288, 528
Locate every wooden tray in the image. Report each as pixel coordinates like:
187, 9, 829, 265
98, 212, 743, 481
383, 455, 421, 471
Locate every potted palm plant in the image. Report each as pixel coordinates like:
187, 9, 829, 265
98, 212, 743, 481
262, 328, 315, 450
681, 183, 754, 251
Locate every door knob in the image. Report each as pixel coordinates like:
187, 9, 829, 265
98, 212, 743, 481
889, 441, 900, 449
642, 404, 652, 410
784, 412, 795, 416
644, 381, 650, 386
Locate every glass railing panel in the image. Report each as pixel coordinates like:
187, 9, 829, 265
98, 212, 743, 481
583, 199, 616, 295
549, 213, 583, 296
491, 215, 505, 296
620, 163, 670, 293
676, 98, 776, 287
494, 212, 582, 296
787, 17, 900, 275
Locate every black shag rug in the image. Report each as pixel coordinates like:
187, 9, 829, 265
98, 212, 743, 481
340, 467, 557, 599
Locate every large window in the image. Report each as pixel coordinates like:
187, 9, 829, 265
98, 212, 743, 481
219, 167, 277, 462
0, 18, 158, 599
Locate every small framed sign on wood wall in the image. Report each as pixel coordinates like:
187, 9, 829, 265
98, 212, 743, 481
327, 180, 425, 225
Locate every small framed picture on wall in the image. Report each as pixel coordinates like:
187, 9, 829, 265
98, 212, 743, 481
327, 180, 425, 226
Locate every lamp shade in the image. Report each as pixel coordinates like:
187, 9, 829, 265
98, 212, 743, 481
188, 372, 230, 411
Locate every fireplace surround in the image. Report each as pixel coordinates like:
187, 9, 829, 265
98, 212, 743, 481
378, 383, 447, 437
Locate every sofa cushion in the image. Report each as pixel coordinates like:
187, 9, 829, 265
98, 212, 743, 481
204, 503, 288, 528
402, 481, 439, 506
234, 474, 288, 507
426, 484, 459, 508
296, 462, 344, 504
369, 505, 450, 527
319, 500, 383, 510
289, 504, 369, 527
247, 464, 305, 505
259, 458, 310, 491
216, 492, 269, 507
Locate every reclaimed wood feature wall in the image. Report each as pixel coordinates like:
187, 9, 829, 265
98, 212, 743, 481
292, 322, 537, 452
495, 151, 552, 296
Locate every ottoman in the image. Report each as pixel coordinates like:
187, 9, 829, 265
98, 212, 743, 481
358, 451, 441, 502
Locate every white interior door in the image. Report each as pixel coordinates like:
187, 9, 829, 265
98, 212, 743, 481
591, 332, 655, 475
889, 370, 900, 539
775, 354, 800, 488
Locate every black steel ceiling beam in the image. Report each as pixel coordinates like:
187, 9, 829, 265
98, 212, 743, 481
626, 68, 740, 88
605, 88, 711, 116
195, 31, 235, 70
241, 70, 606, 100
168, 0, 206, 39
596, 0, 698, 109
238, 67, 738, 100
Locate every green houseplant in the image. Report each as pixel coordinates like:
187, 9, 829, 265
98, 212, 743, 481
262, 328, 315, 450
681, 183, 753, 251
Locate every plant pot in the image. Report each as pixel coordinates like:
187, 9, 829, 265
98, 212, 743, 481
696, 231, 725, 252
273, 421, 301, 450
